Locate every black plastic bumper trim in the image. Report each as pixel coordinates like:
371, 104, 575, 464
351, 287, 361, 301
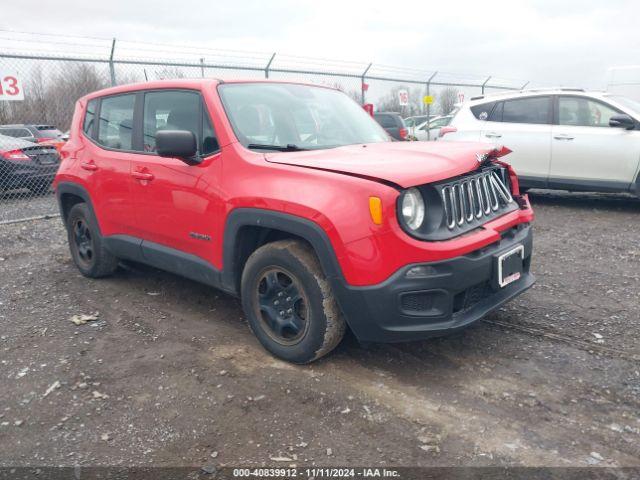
331, 224, 534, 343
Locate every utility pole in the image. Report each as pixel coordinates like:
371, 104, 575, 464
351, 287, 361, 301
426, 71, 438, 141
361, 63, 372, 105
109, 38, 117, 86
481, 76, 491, 95
265, 53, 276, 79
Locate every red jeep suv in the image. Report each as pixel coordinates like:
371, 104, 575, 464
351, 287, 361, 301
54, 79, 535, 363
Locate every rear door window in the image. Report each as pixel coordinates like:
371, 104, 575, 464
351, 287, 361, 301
489, 102, 504, 122
501, 96, 551, 124
97, 94, 136, 150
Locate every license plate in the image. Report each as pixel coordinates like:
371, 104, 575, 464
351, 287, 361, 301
497, 245, 524, 288
38, 157, 54, 165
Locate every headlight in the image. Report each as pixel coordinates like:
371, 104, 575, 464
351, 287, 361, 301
400, 188, 425, 230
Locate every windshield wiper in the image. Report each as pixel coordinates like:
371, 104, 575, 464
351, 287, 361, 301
247, 143, 307, 152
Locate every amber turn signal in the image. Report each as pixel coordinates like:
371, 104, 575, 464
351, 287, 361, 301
369, 197, 383, 225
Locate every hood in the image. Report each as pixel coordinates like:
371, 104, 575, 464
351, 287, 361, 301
265, 141, 503, 188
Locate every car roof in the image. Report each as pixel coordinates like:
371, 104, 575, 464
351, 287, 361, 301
465, 88, 610, 105
81, 78, 340, 102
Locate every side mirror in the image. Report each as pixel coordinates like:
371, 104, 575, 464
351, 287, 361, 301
156, 130, 201, 164
609, 114, 636, 130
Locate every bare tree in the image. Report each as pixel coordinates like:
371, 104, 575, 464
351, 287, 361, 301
3, 63, 109, 130
323, 81, 361, 103
46, 63, 110, 129
437, 87, 460, 115
0, 103, 9, 125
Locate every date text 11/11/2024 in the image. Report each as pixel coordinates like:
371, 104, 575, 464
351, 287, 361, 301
232, 467, 401, 478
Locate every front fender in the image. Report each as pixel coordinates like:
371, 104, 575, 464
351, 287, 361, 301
221, 208, 346, 293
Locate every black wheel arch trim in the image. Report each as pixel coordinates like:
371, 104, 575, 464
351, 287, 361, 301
55, 182, 100, 229
221, 208, 347, 294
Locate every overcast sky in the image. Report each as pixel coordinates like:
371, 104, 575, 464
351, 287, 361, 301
4, 0, 640, 89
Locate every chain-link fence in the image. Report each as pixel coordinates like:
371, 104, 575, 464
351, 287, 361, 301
0, 31, 537, 223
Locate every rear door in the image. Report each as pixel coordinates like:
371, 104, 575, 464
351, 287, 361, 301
480, 96, 553, 184
130, 89, 223, 263
85, 94, 138, 235
549, 95, 640, 190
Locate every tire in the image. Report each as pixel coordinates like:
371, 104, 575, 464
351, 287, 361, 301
66, 203, 119, 278
241, 239, 346, 364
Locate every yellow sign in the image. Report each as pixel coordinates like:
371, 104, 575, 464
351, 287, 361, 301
423, 95, 434, 105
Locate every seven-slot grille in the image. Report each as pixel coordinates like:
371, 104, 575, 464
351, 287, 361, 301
441, 168, 513, 231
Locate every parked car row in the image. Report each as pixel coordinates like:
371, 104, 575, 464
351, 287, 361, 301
409, 115, 453, 141
0, 123, 65, 194
373, 113, 452, 142
0, 124, 66, 150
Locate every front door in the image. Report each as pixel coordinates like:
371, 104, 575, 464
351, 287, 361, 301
550, 95, 640, 190
130, 89, 223, 265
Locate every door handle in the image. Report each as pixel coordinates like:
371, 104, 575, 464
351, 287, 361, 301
485, 132, 502, 138
554, 134, 574, 140
132, 171, 155, 181
80, 161, 98, 171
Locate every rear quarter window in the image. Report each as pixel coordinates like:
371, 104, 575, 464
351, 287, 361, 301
470, 102, 496, 120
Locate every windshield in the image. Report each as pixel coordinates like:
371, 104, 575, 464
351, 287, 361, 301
607, 95, 640, 115
218, 83, 389, 150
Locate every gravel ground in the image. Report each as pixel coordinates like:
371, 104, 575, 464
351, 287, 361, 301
0, 190, 57, 223
0, 190, 639, 470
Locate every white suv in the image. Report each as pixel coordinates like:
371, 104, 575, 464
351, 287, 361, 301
440, 89, 640, 195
